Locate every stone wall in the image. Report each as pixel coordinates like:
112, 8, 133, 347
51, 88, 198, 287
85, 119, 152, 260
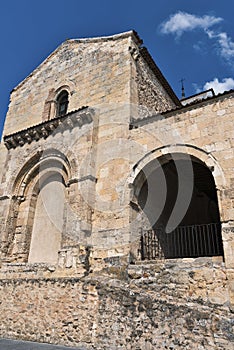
3, 33, 131, 135
0, 258, 233, 349
129, 92, 234, 268
135, 52, 177, 114
0, 31, 179, 263
3, 31, 176, 137
0, 31, 233, 349
128, 92, 234, 313
0, 108, 96, 263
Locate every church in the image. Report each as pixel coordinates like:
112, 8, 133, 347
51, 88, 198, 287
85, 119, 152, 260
0, 31, 233, 349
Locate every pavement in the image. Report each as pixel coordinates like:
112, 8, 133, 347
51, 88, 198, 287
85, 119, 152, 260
0, 339, 87, 350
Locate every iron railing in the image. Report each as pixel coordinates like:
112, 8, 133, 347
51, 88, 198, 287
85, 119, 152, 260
141, 223, 223, 260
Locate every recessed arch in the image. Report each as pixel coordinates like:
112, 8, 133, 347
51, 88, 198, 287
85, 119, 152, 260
130, 144, 226, 190
130, 143, 226, 222
131, 148, 224, 260
5, 149, 71, 263
28, 172, 66, 264
13, 148, 71, 197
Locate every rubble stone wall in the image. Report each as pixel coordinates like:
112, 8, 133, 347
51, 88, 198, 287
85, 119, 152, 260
0, 259, 233, 350
135, 54, 177, 113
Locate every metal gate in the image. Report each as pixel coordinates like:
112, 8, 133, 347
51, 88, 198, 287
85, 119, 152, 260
141, 223, 223, 260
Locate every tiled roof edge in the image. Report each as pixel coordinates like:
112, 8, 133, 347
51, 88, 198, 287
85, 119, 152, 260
162, 89, 234, 115
130, 89, 234, 128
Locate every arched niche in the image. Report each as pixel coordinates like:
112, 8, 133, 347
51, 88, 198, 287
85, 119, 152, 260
28, 173, 66, 264
5, 149, 71, 263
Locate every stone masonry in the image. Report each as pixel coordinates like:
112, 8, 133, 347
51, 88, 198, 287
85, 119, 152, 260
0, 31, 233, 349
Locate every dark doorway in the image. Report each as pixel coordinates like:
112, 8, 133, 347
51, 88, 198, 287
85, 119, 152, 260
137, 155, 224, 259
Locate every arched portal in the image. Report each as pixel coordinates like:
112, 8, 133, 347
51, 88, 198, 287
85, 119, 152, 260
134, 153, 224, 259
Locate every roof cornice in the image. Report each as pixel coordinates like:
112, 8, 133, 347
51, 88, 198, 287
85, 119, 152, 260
4, 106, 94, 150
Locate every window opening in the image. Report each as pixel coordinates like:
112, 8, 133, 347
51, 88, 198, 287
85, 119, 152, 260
57, 90, 69, 116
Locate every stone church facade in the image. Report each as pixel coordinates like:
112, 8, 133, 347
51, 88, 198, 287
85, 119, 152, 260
0, 31, 233, 349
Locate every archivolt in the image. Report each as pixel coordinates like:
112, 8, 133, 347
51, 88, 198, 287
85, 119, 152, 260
13, 148, 71, 198
4, 149, 71, 262
129, 143, 226, 191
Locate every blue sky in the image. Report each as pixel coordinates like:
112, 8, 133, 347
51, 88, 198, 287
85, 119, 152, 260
0, 0, 233, 137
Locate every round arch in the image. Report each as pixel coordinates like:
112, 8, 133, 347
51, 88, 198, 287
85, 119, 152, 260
42, 83, 73, 121
130, 146, 224, 260
130, 144, 226, 219
5, 149, 71, 263
13, 148, 71, 198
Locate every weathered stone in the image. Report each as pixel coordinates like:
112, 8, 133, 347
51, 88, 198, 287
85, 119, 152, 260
0, 30, 233, 349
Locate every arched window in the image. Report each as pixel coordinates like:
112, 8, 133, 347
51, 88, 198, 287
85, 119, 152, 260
56, 90, 69, 116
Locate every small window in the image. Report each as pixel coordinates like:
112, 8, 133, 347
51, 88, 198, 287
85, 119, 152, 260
56, 91, 69, 116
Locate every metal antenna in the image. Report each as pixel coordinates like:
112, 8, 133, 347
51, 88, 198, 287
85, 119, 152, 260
180, 78, 185, 98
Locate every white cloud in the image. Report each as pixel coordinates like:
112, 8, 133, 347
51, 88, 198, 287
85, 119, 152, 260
160, 11, 234, 66
203, 77, 234, 94
160, 11, 222, 37
206, 30, 234, 61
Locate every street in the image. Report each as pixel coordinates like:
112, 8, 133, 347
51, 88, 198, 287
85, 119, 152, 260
0, 339, 86, 350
